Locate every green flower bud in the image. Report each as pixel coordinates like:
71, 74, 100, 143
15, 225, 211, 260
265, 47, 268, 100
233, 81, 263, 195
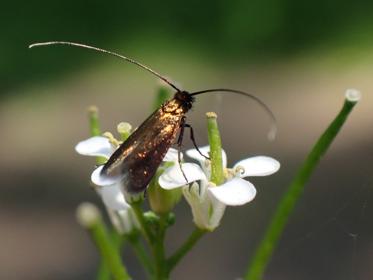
148, 163, 182, 215
117, 122, 132, 141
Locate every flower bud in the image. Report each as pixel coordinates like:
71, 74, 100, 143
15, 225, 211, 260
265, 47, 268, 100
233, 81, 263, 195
117, 122, 132, 141
76, 202, 101, 228
88, 106, 101, 137
345, 88, 361, 103
148, 164, 182, 214
148, 183, 182, 215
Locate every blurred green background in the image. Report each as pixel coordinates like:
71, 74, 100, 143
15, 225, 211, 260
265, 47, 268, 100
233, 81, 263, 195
1, 1, 372, 279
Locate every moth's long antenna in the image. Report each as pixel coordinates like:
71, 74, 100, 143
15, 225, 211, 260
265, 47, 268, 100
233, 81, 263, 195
190, 88, 277, 140
29, 41, 181, 92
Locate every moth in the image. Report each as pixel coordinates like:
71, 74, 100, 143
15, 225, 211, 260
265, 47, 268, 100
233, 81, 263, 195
29, 41, 276, 193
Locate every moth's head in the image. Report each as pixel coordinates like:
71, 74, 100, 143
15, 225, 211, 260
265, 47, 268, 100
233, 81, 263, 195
174, 90, 194, 111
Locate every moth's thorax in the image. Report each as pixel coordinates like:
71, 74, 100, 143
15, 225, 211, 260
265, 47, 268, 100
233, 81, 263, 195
162, 99, 185, 114
163, 91, 194, 113
158, 99, 185, 134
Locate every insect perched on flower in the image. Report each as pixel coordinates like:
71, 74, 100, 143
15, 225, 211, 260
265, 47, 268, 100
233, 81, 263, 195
29, 41, 277, 194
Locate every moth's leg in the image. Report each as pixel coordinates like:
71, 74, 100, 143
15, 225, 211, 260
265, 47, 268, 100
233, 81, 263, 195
179, 122, 205, 195
143, 188, 147, 199
177, 117, 186, 147
177, 117, 189, 183
184, 124, 210, 160
180, 124, 204, 194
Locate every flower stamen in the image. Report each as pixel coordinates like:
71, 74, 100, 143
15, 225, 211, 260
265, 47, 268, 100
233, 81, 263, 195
103, 131, 121, 147
234, 166, 245, 177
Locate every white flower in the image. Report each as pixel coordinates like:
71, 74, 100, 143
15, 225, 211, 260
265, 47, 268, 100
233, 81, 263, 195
75, 136, 180, 233
75, 136, 131, 207
158, 146, 280, 231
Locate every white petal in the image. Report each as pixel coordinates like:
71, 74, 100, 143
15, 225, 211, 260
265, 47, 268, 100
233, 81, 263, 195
75, 136, 115, 159
182, 181, 208, 203
98, 184, 130, 210
107, 208, 126, 234
234, 156, 280, 177
186, 145, 227, 168
183, 182, 226, 231
163, 148, 182, 162
208, 177, 256, 206
91, 166, 122, 186
158, 163, 207, 190
107, 207, 139, 234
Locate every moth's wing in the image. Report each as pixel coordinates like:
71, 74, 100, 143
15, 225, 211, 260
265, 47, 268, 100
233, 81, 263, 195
101, 109, 160, 177
101, 107, 183, 193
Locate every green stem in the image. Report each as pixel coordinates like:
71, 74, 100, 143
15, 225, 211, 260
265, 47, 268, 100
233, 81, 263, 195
83, 209, 131, 280
128, 233, 154, 277
152, 215, 168, 280
97, 261, 111, 280
91, 224, 130, 280
97, 230, 126, 280
245, 94, 360, 280
167, 228, 206, 272
131, 201, 154, 244
207, 112, 224, 185
130, 203, 169, 279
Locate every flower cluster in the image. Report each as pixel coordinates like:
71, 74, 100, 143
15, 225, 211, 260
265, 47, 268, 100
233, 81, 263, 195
76, 134, 279, 232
